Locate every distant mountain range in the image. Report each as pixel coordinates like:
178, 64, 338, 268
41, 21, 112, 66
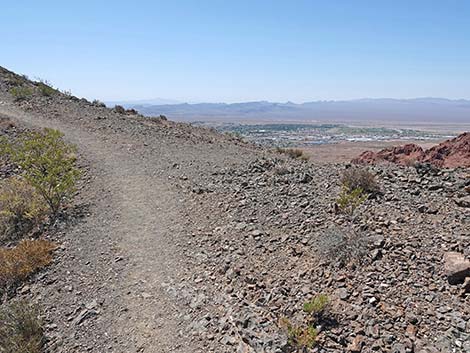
117, 98, 470, 124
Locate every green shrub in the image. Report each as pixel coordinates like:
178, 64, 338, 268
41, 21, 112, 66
0, 177, 48, 241
0, 300, 45, 353
114, 105, 126, 114
341, 167, 380, 195
2, 129, 81, 216
279, 294, 329, 350
303, 294, 329, 317
336, 186, 367, 216
279, 318, 317, 349
9, 86, 33, 101
37, 82, 56, 97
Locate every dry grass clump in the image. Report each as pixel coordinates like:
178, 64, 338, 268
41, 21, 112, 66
276, 147, 309, 160
0, 239, 57, 290
279, 294, 330, 349
0, 177, 48, 241
340, 167, 380, 195
315, 226, 369, 267
0, 300, 45, 353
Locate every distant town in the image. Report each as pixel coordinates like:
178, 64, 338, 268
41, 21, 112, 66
192, 122, 455, 147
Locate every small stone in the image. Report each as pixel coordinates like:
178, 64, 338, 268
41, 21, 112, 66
348, 335, 364, 352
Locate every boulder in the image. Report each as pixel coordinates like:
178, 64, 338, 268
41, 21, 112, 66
443, 252, 470, 285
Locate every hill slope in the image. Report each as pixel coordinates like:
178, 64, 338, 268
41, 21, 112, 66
0, 66, 469, 353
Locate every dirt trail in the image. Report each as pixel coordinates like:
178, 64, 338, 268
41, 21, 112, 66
0, 104, 205, 352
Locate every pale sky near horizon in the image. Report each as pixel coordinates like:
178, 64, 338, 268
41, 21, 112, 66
2, 1, 470, 103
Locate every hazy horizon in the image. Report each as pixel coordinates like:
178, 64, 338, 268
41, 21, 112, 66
2, 1, 470, 102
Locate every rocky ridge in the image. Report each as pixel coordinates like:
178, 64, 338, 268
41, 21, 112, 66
353, 133, 470, 168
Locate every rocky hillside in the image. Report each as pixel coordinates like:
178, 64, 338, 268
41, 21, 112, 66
352, 133, 470, 168
0, 66, 469, 353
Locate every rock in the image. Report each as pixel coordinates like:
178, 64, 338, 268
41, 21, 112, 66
444, 252, 470, 285
352, 132, 470, 168
347, 335, 364, 352
72, 309, 97, 326
455, 196, 470, 208
460, 277, 470, 296
336, 287, 350, 300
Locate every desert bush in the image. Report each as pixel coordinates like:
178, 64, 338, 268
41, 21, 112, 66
2, 128, 81, 216
279, 318, 317, 349
126, 108, 138, 115
336, 186, 367, 217
114, 105, 126, 114
276, 147, 309, 160
303, 294, 329, 318
9, 86, 33, 101
0, 300, 45, 353
340, 167, 380, 195
315, 225, 369, 267
92, 99, 106, 107
37, 82, 56, 97
0, 177, 48, 241
0, 239, 56, 290
279, 294, 329, 350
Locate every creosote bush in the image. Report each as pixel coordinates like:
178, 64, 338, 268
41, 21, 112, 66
340, 167, 380, 195
0, 300, 45, 353
336, 186, 367, 217
276, 147, 309, 160
2, 128, 81, 216
114, 105, 126, 114
37, 82, 56, 97
0, 177, 48, 241
9, 86, 33, 101
0, 239, 57, 290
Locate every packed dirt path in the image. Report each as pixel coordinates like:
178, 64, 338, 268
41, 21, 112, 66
0, 98, 257, 352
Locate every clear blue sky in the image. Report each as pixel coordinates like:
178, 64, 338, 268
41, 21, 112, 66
2, 1, 469, 102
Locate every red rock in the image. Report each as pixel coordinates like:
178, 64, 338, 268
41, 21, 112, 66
443, 252, 470, 285
422, 132, 470, 168
352, 132, 470, 168
352, 144, 425, 166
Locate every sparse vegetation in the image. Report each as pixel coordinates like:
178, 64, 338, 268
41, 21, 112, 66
92, 99, 106, 107
340, 167, 380, 195
279, 318, 317, 349
0, 177, 48, 241
0, 300, 45, 353
336, 186, 367, 216
276, 147, 309, 160
1, 128, 81, 216
114, 105, 126, 114
0, 239, 56, 290
280, 294, 330, 349
303, 294, 329, 318
316, 225, 370, 266
37, 82, 56, 97
9, 86, 33, 101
